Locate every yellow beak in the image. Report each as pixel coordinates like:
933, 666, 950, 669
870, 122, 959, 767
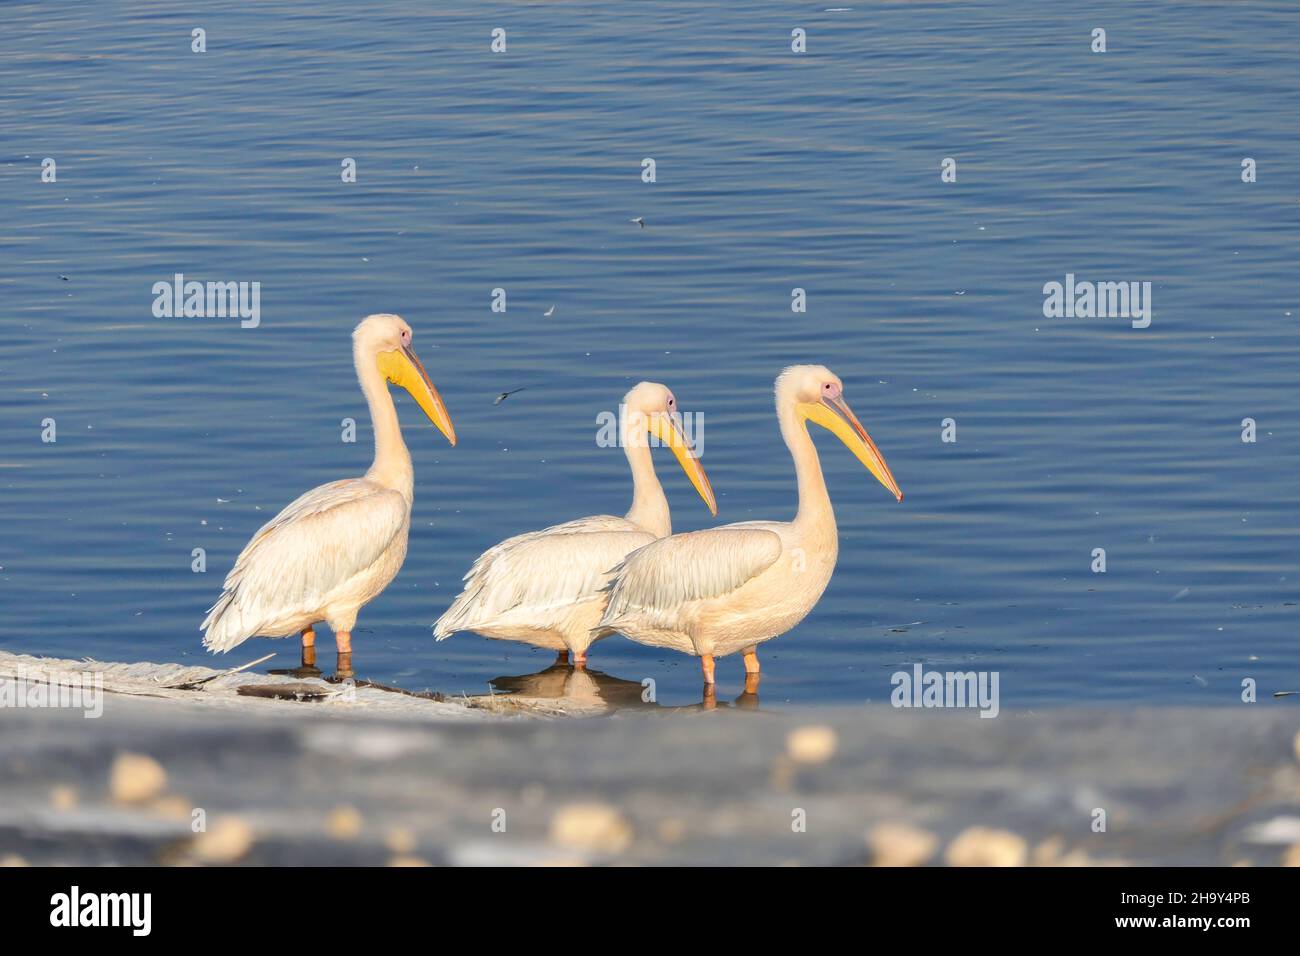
376, 346, 457, 446
647, 411, 718, 516
799, 396, 902, 501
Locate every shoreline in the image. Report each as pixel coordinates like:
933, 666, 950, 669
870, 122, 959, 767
2, 650, 1298, 865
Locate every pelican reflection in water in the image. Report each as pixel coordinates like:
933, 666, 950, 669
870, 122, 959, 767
490, 660, 760, 713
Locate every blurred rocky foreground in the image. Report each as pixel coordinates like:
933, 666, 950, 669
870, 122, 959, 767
1, 650, 1299, 866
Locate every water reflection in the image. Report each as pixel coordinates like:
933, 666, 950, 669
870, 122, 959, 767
267, 645, 357, 681
490, 664, 762, 714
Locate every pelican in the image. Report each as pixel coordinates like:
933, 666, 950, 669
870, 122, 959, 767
594, 365, 902, 685
201, 313, 456, 677
433, 382, 716, 664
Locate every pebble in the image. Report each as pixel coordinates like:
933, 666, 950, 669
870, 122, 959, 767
193, 817, 254, 863
786, 725, 838, 764
385, 827, 417, 855
549, 803, 633, 854
148, 795, 193, 820
945, 826, 1028, 867
110, 753, 167, 804
867, 822, 938, 867
327, 804, 364, 840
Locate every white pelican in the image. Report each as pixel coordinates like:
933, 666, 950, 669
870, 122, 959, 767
433, 382, 716, 664
595, 365, 902, 685
201, 313, 456, 677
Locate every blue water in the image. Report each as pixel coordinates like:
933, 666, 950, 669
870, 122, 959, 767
2, 1, 1297, 710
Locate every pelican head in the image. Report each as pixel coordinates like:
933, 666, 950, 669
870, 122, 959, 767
354, 313, 456, 446
622, 381, 717, 516
779, 364, 902, 502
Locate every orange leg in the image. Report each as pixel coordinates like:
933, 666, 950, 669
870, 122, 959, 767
573, 649, 588, 668
301, 627, 317, 668
700, 654, 716, 685
335, 630, 353, 679
743, 647, 760, 675
555, 650, 570, 666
